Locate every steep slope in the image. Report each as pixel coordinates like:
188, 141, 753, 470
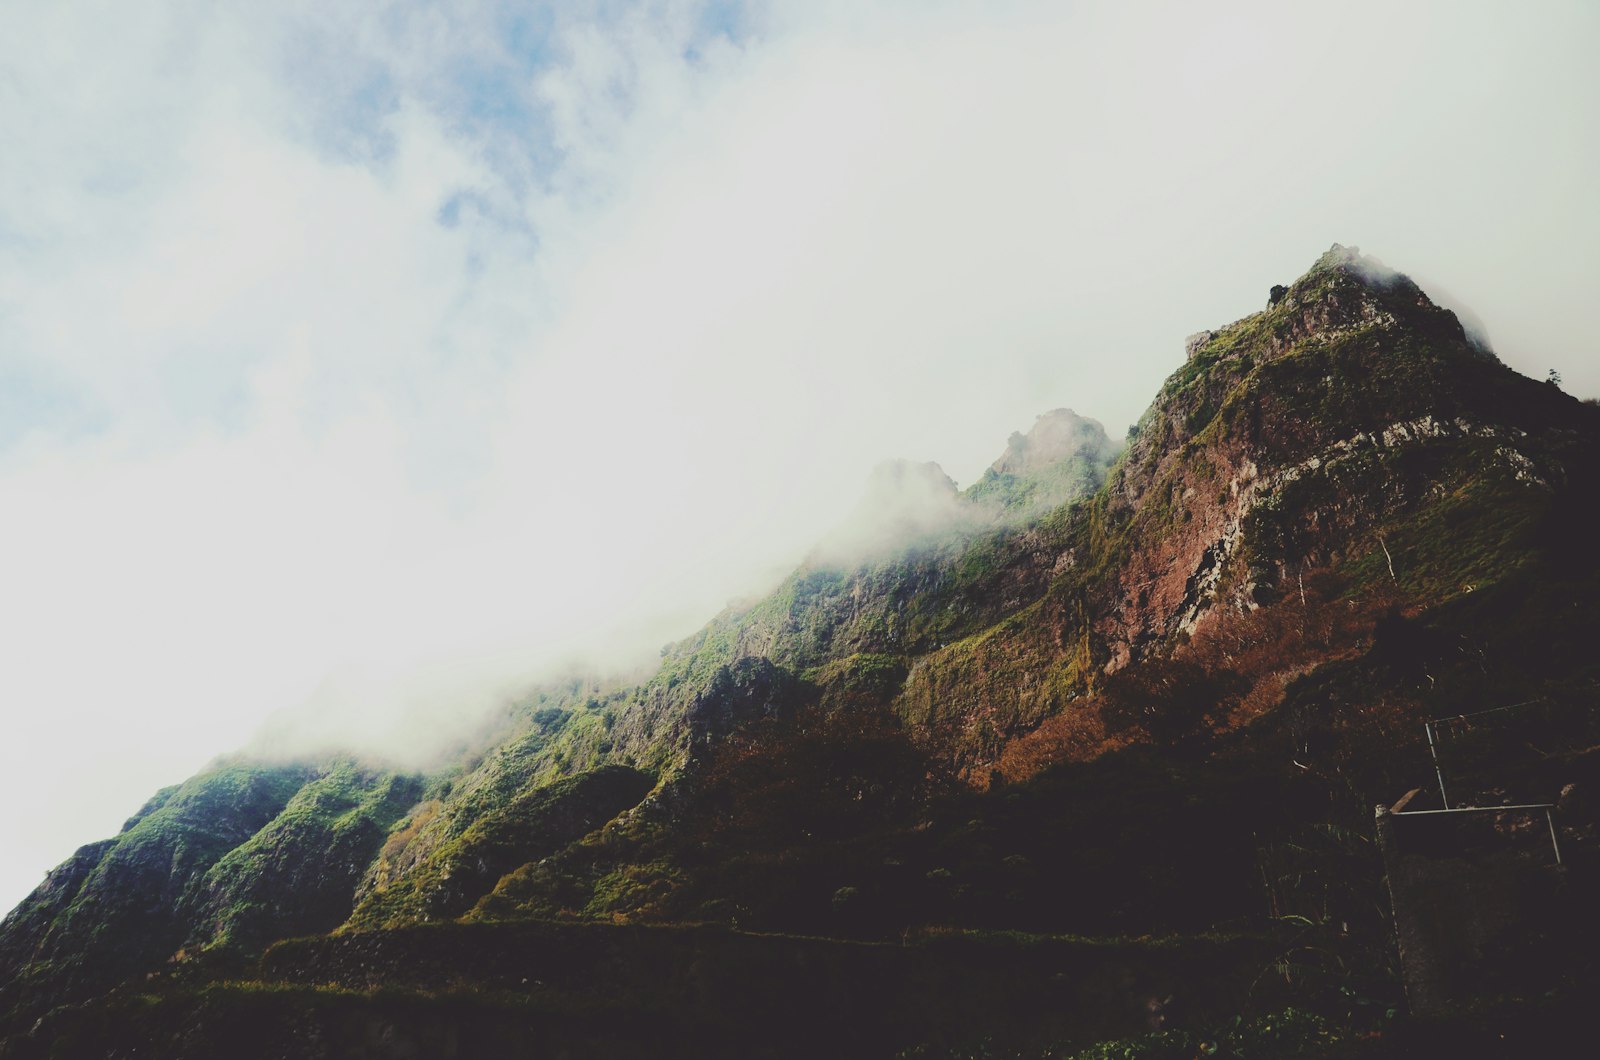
897, 244, 1593, 767
333, 415, 1125, 935
0, 760, 419, 1031
1092, 245, 1555, 661
5, 246, 1599, 1057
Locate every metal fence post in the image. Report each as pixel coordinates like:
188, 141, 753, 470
1425, 721, 1449, 809
1545, 808, 1564, 866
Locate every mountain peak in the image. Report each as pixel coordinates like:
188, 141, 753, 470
1303, 242, 1415, 294
1186, 244, 1482, 368
865, 457, 958, 495
1311, 241, 1373, 273
812, 459, 968, 564
963, 409, 1120, 520
1295, 243, 1457, 313
989, 408, 1114, 476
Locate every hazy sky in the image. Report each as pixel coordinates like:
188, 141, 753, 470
1, 0, 1596, 913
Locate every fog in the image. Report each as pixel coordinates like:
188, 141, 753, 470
2, 0, 1596, 912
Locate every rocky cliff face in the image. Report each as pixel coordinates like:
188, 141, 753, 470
1090, 244, 1534, 667
889, 244, 1589, 766
5, 246, 1599, 1055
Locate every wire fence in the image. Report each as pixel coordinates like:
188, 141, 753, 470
1423, 695, 1599, 810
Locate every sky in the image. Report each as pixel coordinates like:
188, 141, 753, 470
1, 0, 1596, 913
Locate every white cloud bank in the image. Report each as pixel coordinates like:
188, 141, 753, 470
1, 0, 1597, 911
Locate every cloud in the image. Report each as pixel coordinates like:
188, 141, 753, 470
2, 0, 1598, 912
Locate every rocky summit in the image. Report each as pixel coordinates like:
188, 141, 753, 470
4, 246, 1600, 1059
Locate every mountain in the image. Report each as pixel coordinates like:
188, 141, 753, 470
4, 246, 1599, 1058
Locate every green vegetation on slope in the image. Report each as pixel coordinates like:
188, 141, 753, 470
346, 765, 655, 931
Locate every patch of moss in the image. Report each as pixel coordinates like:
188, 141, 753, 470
345, 766, 655, 931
